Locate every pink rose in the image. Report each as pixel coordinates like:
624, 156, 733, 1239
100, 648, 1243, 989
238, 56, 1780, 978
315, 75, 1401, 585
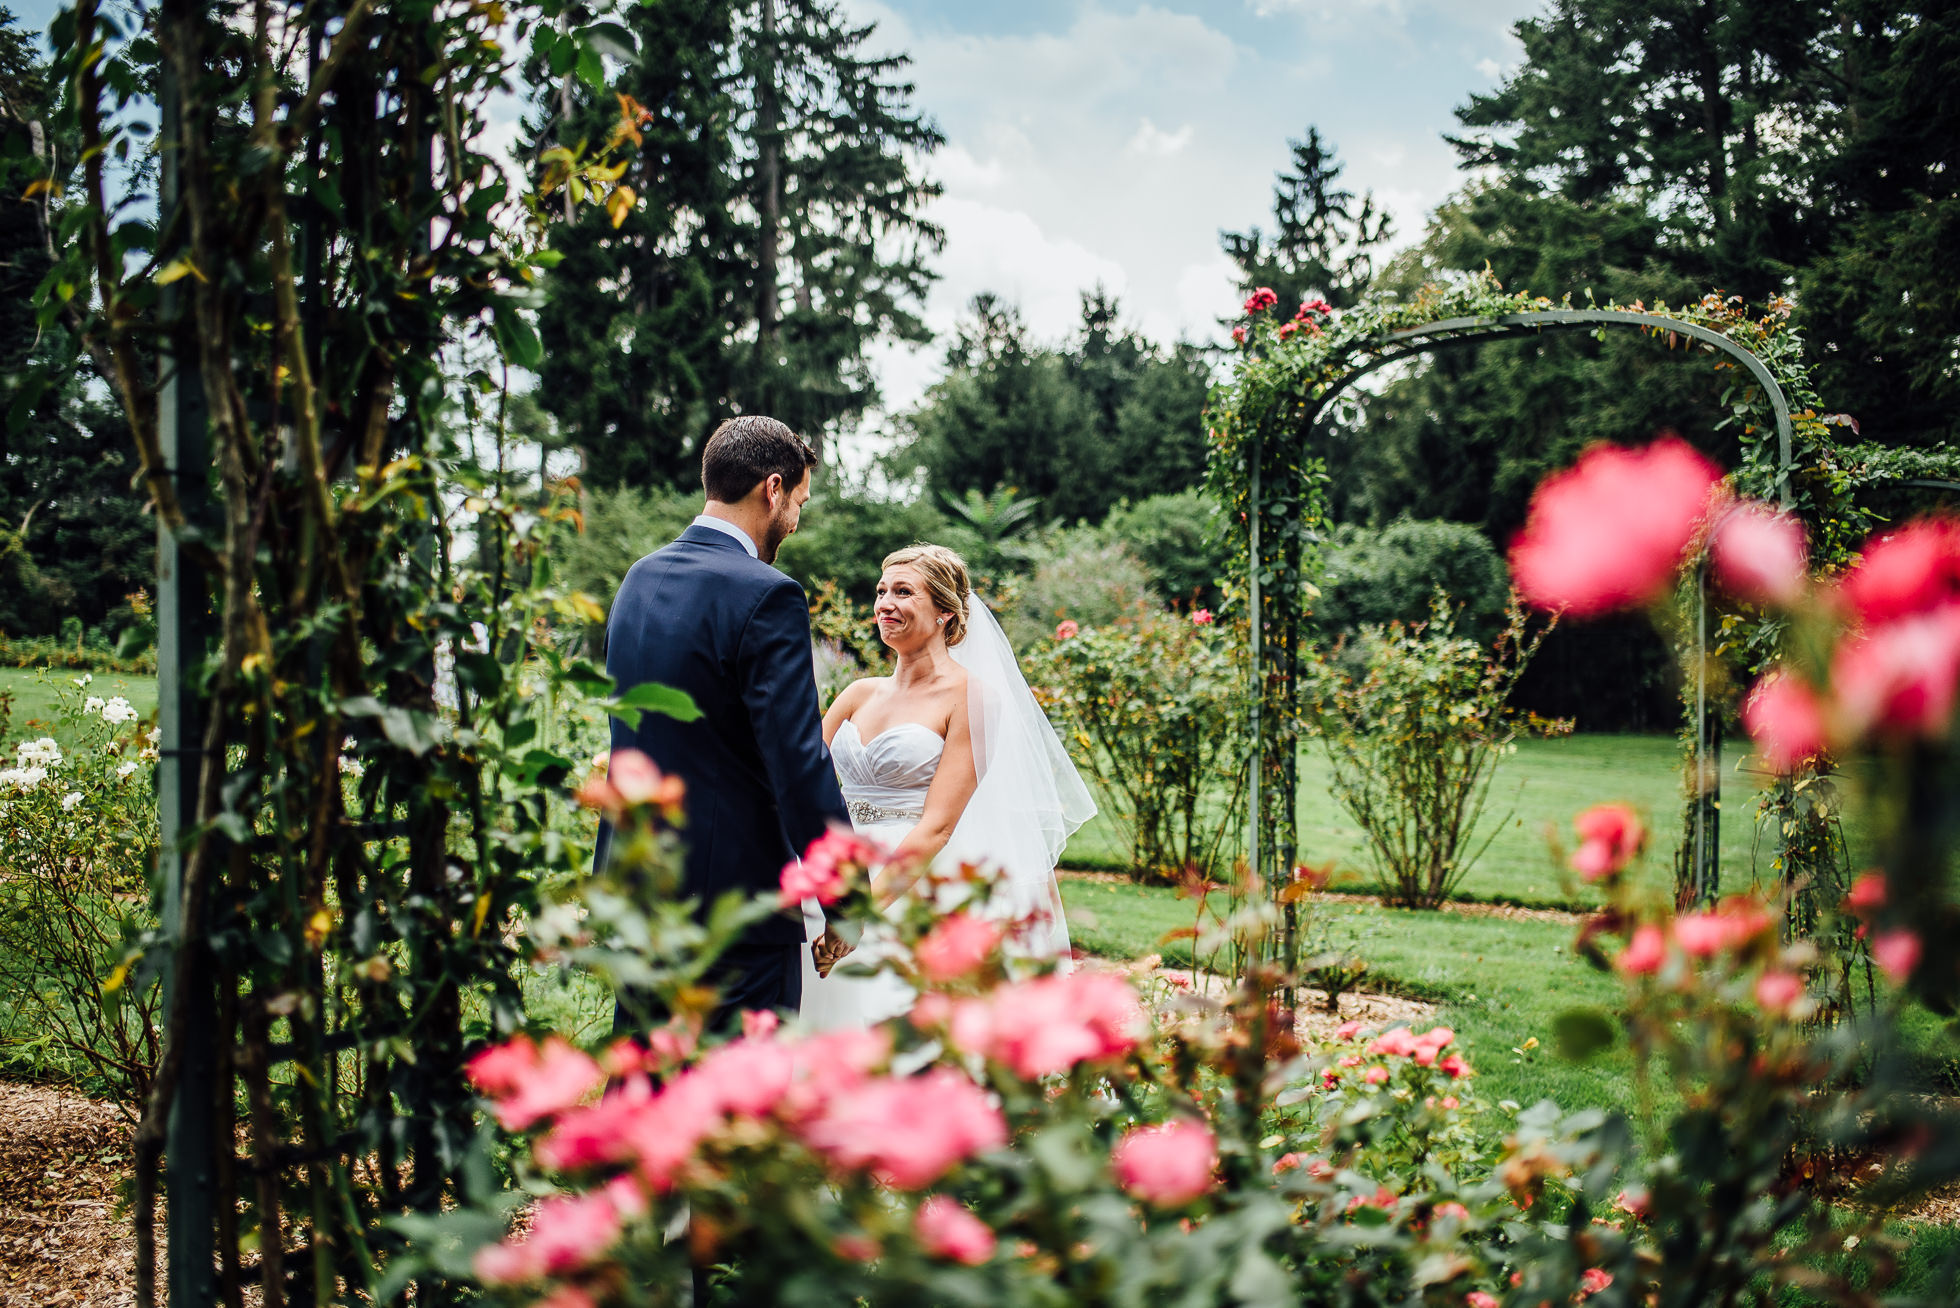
1416, 1026, 1455, 1051
1055, 619, 1080, 641
609, 749, 683, 809
914, 1196, 996, 1265
1872, 929, 1922, 983
1230, 326, 1248, 345
692, 1036, 798, 1119
472, 1186, 628, 1284
1190, 608, 1213, 626
914, 912, 1005, 983
1272, 1151, 1307, 1174
1363, 1065, 1390, 1085
1334, 1019, 1363, 1041
1616, 924, 1667, 976
1580, 1267, 1614, 1295
781, 825, 888, 907
1711, 503, 1808, 606
1111, 1119, 1217, 1206
1297, 298, 1333, 319
1844, 870, 1886, 916
1438, 1054, 1469, 1079
467, 1035, 603, 1131
1243, 287, 1278, 314
1569, 803, 1645, 881
1742, 671, 1829, 773
1830, 605, 1960, 739
1614, 1186, 1652, 1219
1755, 969, 1805, 1016
833, 1234, 880, 1262
1836, 518, 1960, 624
950, 971, 1145, 1078
1368, 1026, 1419, 1058
1510, 436, 1722, 616
1441, 1095, 1459, 1110
798, 1068, 1007, 1189
1466, 1292, 1499, 1308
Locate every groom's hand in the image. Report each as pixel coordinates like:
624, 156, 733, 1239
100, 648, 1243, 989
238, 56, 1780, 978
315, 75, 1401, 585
813, 928, 849, 978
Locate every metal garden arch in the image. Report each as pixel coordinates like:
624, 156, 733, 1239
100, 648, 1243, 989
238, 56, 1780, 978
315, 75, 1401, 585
1242, 308, 1797, 931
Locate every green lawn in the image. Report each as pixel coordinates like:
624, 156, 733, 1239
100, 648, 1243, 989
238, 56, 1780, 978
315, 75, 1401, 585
1062, 731, 1845, 911
0, 667, 157, 743
1061, 873, 1644, 1120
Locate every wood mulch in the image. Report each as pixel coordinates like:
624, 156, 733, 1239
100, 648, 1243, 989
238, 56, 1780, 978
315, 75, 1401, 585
0, 1082, 148, 1308
1059, 869, 1586, 926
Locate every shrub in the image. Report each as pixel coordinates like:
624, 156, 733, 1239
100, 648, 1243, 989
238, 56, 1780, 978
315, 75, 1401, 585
1025, 609, 1242, 882
1314, 519, 1509, 642
425, 759, 1948, 1308
1310, 598, 1568, 907
774, 482, 967, 605
1002, 532, 1159, 651
0, 680, 159, 1116
1097, 490, 1232, 609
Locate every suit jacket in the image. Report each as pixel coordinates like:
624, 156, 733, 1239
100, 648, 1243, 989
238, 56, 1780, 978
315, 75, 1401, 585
600, 524, 849, 945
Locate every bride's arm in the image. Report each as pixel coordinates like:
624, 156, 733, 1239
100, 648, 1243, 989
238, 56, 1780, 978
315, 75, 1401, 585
884, 698, 977, 883
823, 679, 873, 748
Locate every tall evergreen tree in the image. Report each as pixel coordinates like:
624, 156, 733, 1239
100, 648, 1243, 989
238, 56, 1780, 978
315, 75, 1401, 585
528, 0, 942, 487
1449, 0, 1959, 447
895, 292, 1211, 524
0, 8, 148, 639
1219, 128, 1393, 313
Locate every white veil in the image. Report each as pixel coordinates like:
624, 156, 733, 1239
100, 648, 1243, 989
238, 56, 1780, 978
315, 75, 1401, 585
944, 594, 1096, 961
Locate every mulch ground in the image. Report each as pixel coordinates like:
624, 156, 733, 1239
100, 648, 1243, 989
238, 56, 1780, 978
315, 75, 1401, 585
1058, 869, 1585, 926
0, 1082, 147, 1308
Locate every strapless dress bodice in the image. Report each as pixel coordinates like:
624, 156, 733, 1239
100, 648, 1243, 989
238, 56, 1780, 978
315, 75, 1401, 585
833, 718, 943, 825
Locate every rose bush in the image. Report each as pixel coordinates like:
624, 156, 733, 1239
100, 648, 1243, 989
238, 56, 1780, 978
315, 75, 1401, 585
1025, 606, 1246, 882
0, 679, 160, 1114
402, 438, 1960, 1305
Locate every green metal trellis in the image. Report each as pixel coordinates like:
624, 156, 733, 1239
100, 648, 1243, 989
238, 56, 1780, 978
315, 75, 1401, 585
1244, 308, 1798, 937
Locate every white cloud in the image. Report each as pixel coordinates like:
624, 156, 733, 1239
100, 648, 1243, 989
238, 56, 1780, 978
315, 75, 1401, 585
1476, 56, 1502, 78
1127, 118, 1195, 157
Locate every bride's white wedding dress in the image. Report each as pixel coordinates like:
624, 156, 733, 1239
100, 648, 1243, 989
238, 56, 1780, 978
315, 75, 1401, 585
797, 719, 943, 1029
798, 596, 1095, 1031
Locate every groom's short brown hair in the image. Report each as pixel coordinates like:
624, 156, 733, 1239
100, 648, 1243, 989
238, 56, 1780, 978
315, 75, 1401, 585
701, 415, 818, 503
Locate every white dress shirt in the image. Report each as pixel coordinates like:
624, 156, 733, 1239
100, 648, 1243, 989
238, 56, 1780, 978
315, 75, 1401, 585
692, 513, 758, 558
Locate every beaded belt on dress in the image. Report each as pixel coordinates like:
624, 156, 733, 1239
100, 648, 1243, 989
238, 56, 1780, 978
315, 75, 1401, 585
849, 800, 924, 826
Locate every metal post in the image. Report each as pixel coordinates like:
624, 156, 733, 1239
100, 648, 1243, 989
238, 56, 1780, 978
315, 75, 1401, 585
1246, 433, 1263, 938
157, 33, 217, 1308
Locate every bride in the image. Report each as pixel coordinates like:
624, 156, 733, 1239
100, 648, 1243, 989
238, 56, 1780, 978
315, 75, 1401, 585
799, 544, 1095, 1030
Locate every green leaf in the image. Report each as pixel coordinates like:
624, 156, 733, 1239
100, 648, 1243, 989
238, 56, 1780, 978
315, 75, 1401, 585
579, 20, 638, 63
1552, 1007, 1619, 1062
610, 681, 702, 727
491, 303, 543, 369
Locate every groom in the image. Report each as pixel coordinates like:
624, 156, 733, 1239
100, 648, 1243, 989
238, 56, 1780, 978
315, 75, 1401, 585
602, 415, 849, 1032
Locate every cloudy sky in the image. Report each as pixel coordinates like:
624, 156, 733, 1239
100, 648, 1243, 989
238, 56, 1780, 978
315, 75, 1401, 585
844, 0, 1542, 416
12, 0, 1544, 428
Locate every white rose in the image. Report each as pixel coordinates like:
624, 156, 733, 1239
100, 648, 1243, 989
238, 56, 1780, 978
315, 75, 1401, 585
61, 791, 83, 811
84, 696, 106, 714
102, 697, 137, 725
117, 760, 139, 779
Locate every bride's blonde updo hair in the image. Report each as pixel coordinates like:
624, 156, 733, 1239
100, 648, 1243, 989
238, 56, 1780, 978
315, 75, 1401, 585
881, 543, 971, 646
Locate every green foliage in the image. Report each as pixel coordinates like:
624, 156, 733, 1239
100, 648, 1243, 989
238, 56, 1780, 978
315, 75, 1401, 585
0, 9, 149, 643
528, 0, 944, 486
1310, 600, 1568, 909
0, 685, 158, 1115
1450, 0, 1960, 450
1313, 520, 1508, 643
1001, 533, 1159, 654
1096, 491, 1231, 610
1025, 611, 1243, 883
894, 292, 1212, 526
1218, 126, 1394, 313
773, 478, 964, 604
34, 0, 660, 1296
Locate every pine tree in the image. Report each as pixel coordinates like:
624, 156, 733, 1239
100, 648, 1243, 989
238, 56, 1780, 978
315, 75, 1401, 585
0, 8, 149, 639
528, 0, 942, 488
1219, 127, 1393, 313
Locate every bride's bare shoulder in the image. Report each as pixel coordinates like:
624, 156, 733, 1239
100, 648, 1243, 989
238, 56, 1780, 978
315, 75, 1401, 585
833, 677, 887, 712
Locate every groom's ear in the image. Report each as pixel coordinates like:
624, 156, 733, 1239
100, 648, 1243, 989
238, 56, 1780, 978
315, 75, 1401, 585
760, 471, 785, 507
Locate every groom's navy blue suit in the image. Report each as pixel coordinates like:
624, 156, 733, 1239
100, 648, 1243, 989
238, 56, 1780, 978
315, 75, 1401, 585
602, 523, 849, 1026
